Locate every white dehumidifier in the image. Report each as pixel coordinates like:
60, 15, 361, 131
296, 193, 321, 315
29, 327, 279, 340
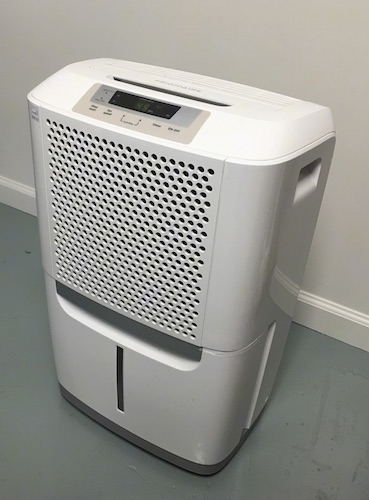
28, 59, 335, 474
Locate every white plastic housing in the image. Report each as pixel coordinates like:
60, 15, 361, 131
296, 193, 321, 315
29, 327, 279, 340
28, 59, 335, 474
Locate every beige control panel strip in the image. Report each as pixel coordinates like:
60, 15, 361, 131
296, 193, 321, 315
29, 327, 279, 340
73, 84, 210, 144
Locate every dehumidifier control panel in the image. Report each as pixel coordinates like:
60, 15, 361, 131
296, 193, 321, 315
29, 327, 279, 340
73, 83, 210, 144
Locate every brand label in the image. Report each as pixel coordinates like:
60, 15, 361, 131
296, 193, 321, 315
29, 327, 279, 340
155, 80, 201, 93
30, 104, 39, 122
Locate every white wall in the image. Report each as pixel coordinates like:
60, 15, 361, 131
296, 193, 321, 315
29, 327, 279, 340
1, 1, 368, 350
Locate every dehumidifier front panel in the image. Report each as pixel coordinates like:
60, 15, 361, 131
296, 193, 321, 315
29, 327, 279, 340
40, 110, 224, 346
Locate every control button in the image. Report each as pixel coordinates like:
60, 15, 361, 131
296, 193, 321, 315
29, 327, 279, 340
121, 116, 142, 126
168, 126, 181, 133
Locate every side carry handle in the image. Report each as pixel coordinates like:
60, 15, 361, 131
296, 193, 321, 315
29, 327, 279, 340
293, 158, 322, 204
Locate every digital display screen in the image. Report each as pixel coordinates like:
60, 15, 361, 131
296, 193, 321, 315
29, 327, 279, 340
108, 91, 180, 119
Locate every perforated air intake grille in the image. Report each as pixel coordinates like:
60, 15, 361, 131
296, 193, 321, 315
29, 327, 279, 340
45, 116, 223, 343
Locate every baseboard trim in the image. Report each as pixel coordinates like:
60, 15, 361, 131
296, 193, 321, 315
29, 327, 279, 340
0, 175, 36, 215
294, 290, 369, 353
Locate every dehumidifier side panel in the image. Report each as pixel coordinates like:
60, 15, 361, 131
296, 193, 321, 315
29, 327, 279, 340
269, 137, 336, 316
202, 160, 286, 351
244, 314, 291, 428
28, 103, 53, 276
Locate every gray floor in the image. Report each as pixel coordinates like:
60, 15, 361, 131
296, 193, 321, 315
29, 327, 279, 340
1, 202, 369, 500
